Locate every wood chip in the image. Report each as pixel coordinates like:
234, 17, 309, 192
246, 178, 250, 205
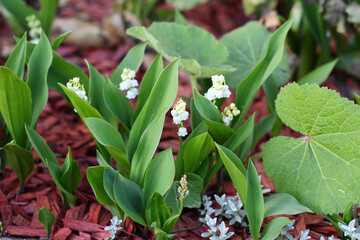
5, 226, 47, 238
53, 227, 73, 240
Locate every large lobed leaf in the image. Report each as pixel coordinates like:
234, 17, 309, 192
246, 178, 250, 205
127, 22, 230, 78
263, 83, 360, 214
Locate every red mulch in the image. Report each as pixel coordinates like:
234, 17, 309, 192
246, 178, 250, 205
1, 0, 359, 239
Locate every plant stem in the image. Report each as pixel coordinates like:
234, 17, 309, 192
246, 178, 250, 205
190, 75, 197, 94
249, 153, 263, 161
170, 223, 203, 233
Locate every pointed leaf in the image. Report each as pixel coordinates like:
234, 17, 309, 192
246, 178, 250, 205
146, 192, 172, 228
260, 217, 292, 240
38, 207, 56, 238
264, 193, 313, 217
59, 147, 81, 193
51, 31, 71, 50
298, 59, 338, 85
86, 166, 115, 206
5, 33, 27, 79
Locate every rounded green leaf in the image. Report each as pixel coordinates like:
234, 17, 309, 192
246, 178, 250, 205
38, 206, 56, 238
264, 83, 360, 214
127, 22, 230, 77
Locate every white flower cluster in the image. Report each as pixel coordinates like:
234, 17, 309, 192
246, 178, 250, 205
200, 194, 247, 227
277, 220, 313, 240
104, 216, 123, 240
204, 75, 231, 101
26, 15, 41, 44
338, 219, 360, 240
119, 68, 139, 99
67, 77, 88, 102
201, 215, 234, 240
171, 98, 189, 137
221, 103, 240, 126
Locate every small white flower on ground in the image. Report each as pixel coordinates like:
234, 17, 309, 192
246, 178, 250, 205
221, 103, 240, 126
320, 236, 338, 240
119, 68, 139, 99
105, 216, 123, 240
178, 126, 188, 137
258, 175, 271, 194
67, 77, 88, 102
299, 229, 311, 240
171, 98, 189, 124
205, 75, 231, 101
338, 219, 360, 240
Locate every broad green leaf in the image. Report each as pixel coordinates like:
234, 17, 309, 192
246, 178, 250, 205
104, 168, 118, 203
134, 54, 163, 119
113, 173, 146, 226
27, 31, 53, 127
298, 59, 338, 85
234, 19, 293, 128
164, 183, 181, 215
264, 193, 313, 217
59, 147, 81, 193
130, 113, 166, 185
182, 133, 214, 173
51, 31, 71, 50
38, 206, 56, 238
221, 21, 289, 89
84, 118, 129, 177
25, 125, 76, 207
3, 141, 34, 184
5, 33, 27, 79
0, 0, 37, 28
103, 76, 133, 131
263, 83, 360, 214
146, 192, 172, 228
216, 143, 247, 203
166, 0, 209, 10
127, 59, 179, 160
127, 22, 230, 78
0, 67, 31, 148
183, 172, 203, 208
86, 166, 114, 206
60, 84, 103, 119
245, 161, 264, 240
223, 114, 254, 151
142, 149, 175, 207
111, 42, 147, 85
87, 62, 116, 126
39, 0, 59, 36
260, 217, 292, 240
48, 52, 89, 93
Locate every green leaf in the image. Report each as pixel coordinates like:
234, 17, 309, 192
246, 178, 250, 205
234, 19, 293, 128
86, 62, 116, 126
355, 92, 360, 105
166, 0, 209, 10
111, 42, 147, 85
174, 10, 188, 25
39, 0, 59, 36
223, 114, 254, 151
113, 173, 146, 226
127, 59, 179, 161
103, 76, 133, 131
0, 0, 38, 28
5, 33, 27, 79
27, 31, 53, 127
104, 168, 118, 203
25, 125, 76, 207
60, 84, 103, 119
245, 161, 264, 240
183, 172, 203, 208
251, 114, 277, 150
298, 59, 338, 85
130, 113, 166, 185
86, 166, 115, 206
164, 183, 181, 215
134, 54, 163, 119
190, 98, 202, 130
216, 143, 247, 203
142, 148, 175, 207
38, 206, 56, 238
263, 83, 360, 214
0, 67, 31, 148
51, 31, 71, 50
84, 118, 130, 177
127, 22, 230, 78
146, 192, 172, 228
59, 147, 81, 193
3, 141, 34, 184
182, 133, 214, 173
264, 193, 313, 217
260, 217, 292, 240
